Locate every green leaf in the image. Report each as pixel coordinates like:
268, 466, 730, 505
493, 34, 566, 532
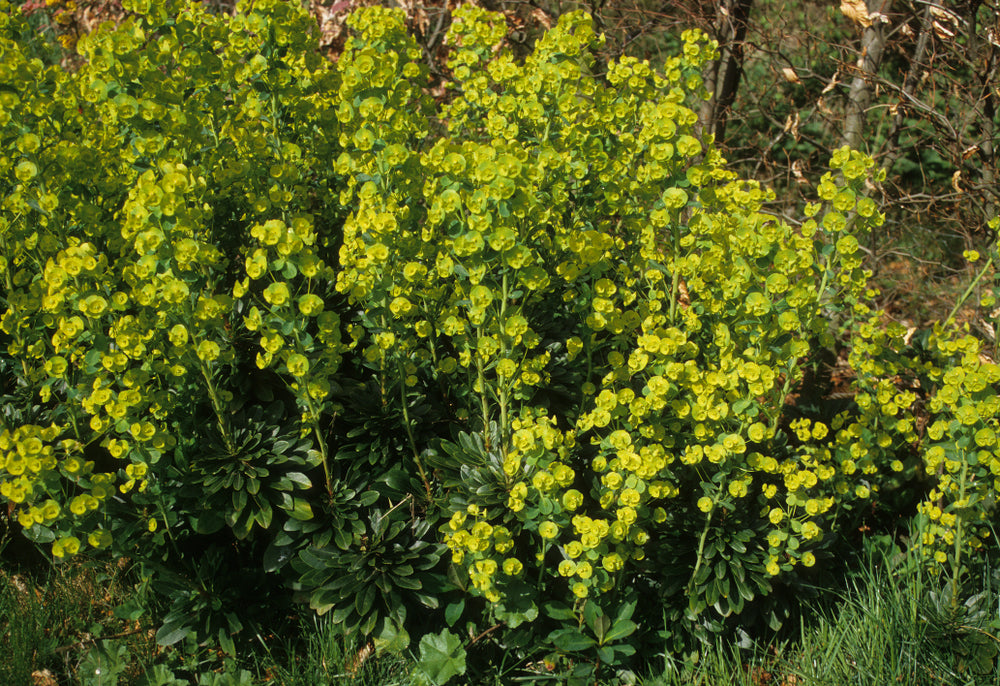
596, 645, 616, 664
391, 574, 423, 591
283, 471, 311, 489
417, 629, 467, 685
286, 497, 313, 521
334, 527, 353, 550
330, 603, 354, 625
374, 621, 410, 654
191, 512, 226, 535
355, 584, 376, 618
543, 602, 576, 620
232, 488, 247, 514
218, 627, 236, 657
444, 599, 464, 627
733, 571, 755, 601
23, 524, 55, 543
549, 627, 597, 652
257, 499, 273, 529
297, 546, 332, 570
156, 621, 191, 646
732, 398, 753, 414
262, 542, 294, 572
604, 619, 637, 643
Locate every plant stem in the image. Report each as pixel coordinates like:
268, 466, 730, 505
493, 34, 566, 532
536, 540, 549, 591
475, 328, 491, 451
945, 255, 994, 325
498, 273, 509, 456
290, 331, 334, 499
950, 456, 970, 610
397, 359, 433, 504
199, 361, 234, 454
669, 221, 681, 324
301, 389, 333, 500
686, 481, 723, 607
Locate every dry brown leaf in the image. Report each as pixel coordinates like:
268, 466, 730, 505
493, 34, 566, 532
784, 112, 801, 141
933, 20, 956, 38
980, 319, 996, 342
791, 159, 807, 183
31, 670, 58, 686
929, 5, 960, 25
840, 0, 871, 28
821, 69, 841, 94
346, 642, 374, 676
531, 7, 554, 30
781, 67, 801, 84
930, 5, 960, 39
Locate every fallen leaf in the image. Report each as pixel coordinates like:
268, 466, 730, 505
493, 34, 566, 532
31, 670, 58, 686
347, 642, 374, 676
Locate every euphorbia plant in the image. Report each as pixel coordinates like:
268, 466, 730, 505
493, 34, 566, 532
1, 0, 997, 672
332, 3, 926, 656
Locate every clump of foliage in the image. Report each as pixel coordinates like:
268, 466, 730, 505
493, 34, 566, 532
0, 0, 997, 680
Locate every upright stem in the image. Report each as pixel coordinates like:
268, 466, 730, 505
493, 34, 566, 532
536, 540, 550, 591
686, 481, 723, 606
199, 361, 234, 454
397, 359, 433, 504
475, 328, 491, 451
944, 255, 994, 326
300, 387, 333, 500
290, 331, 334, 499
669, 222, 681, 324
498, 273, 509, 455
950, 456, 970, 610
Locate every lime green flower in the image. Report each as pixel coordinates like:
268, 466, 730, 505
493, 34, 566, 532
297, 294, 324, 316
538, 521, 558, 539
263, 282, 291, 306
286, 353, 309, 377
52, 536, 80, 558
503, 558, 523, 576
196, 340, 221, 362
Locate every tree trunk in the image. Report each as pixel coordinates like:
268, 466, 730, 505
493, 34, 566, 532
878, 1, 934, 173
841, 0, 892, 151
698, 0, 754, 143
